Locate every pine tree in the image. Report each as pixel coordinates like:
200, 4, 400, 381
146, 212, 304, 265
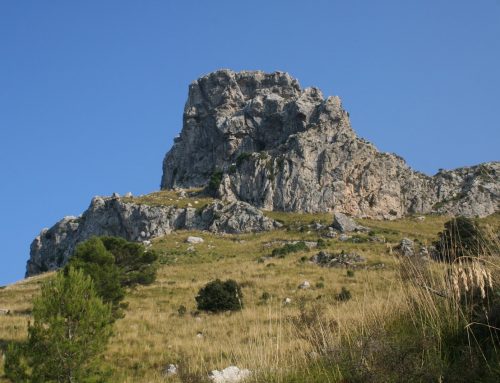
5, 268, 113, 383
66, 236, 158, 318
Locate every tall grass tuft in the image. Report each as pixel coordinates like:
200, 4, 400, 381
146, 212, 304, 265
279, 224, 500, 383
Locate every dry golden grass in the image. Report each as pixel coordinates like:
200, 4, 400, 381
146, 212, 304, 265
1, 213, 498, 382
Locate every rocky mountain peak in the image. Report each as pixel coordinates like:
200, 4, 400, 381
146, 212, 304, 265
161, 69, 499, 218
161, 69, 353, 190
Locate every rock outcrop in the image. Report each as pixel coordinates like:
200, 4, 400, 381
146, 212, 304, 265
161, 69, 499, 218
26, 196, 279, 276
311, 250, 366, 268
332, 212, 367, 233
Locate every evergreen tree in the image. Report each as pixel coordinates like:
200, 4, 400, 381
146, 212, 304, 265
100, 236, 158, 287
67, 236, 158, 316
4, 268, 113, 383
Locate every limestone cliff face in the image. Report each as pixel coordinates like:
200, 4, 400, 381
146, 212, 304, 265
26, 196, 279, 276
161, 69, 499, 218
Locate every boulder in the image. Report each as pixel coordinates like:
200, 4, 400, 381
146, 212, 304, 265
209, 366, 251, 383
332, 212, 366, 233
0, 308, 10, 316
186, 236, 204, 244
163, 364, 177, 376
298, 281, 311, 289
339, 234, 351, 242
206, 201, 281, 234
396, 238, 415, 257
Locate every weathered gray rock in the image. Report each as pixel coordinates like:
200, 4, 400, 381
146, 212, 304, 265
332, 212, 366, 232
161, 69, 499, 218
209, 366, 251, 383
163, 364, 178, 377
339, 234, 351, 242
311, 250, 366, 268
186, 236, 204, 244
26, 197, 279, 276
205, 200, 281, 233
298, 281, 311, 289
396, 238, 415, 257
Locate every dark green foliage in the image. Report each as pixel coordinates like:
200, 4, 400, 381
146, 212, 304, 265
271, 241, 308, 258
177, 305, 187, 316
195, 279, 243, 312
4, 343, 30, 383
5, 268, 113, 383
316, 239, 327, 249
315, 282, 325, 289
207, 170, 223, 194
434, 216, 489, 262
335, 287, 351, 302
346, 269, 355, 278
331, 304, 500, 383
67, 236, 158, 316
67, 237, 124, 311
261, 292, 271, 301
236, 152, 252, 166
100, 237, 158, 287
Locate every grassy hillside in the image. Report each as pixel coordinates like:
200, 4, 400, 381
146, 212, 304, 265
1, 211, 499, 382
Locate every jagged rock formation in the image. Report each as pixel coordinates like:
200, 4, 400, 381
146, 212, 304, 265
161, 69, 499, 218
26, 196, 279, 276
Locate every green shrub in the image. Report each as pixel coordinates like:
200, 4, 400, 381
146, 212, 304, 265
316, 238, 327, 249
236, 152, 252, 166
207, 170, 223, 194
335, 287, 351, 302
346, 269, 355, 278
271, 241, 308, 258
433, 216, 489, 262
195, 279, 243, 312
260, 292, 271, 301
5, 268, 113, 383
177, 305, 187, 316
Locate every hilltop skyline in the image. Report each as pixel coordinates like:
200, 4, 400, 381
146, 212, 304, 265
1, 0, 499, 285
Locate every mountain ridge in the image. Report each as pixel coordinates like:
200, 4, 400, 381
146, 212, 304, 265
25, 69, 499, 276
161, 69, 499, 218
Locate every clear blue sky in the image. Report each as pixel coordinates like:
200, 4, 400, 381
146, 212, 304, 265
1, 0, 499, 285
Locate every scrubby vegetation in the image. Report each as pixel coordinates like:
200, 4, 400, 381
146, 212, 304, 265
434, 216, 492, 262
207, 170, 223, 195
271, 241, 308, 257
0, 213, 499, 382
4, 268, 113, 383
196, 279, 243, 313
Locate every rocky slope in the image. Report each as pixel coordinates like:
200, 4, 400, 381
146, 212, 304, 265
161, 69, 499, 218
26, 69, 499, 277
26, 195, 279, 276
